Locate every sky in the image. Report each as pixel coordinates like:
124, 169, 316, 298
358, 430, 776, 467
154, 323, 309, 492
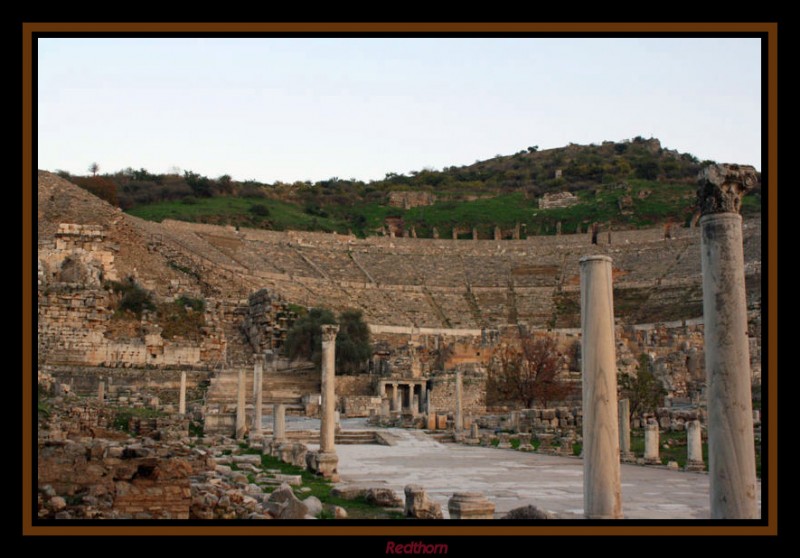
37, 37, 762, 183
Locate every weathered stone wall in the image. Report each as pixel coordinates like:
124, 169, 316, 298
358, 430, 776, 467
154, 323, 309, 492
429, 369, 485, 415
388, 191, 437, 209
37, 401, 202, 519
37, 288, 226, 368
539, 192, 580, 209
335, 375, 375, 396
240, 288, 296, 354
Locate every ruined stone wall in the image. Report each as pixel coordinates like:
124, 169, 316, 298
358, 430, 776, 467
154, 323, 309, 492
37, 288, 226, 368
429, 369, 486, 416
240, 288, 296, 354
388, 191, 437, 209
37, 401, 202, 520
335, 375, 375, 396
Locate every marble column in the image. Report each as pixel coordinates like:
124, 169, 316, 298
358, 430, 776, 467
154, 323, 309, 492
253, 358, 263, 436
644, 420, 660, 464
455, 371, 464, 433
235, 367, 247, 439
686, 419, 705, 471
178, 370, 187, 415
618, 398, 633, 462
97, 378, 105, 403
392, 383, 400, 412
273, 403, 287, 444
412, 394, 420, 417
580, 254, 623, 519
698, 164, 759, 519
318, 324, 339, 480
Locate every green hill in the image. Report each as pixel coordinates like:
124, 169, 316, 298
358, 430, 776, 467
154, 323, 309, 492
59, 136, 761, 238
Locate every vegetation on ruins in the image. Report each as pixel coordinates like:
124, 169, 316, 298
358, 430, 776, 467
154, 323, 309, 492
156, 295, 207, 340
618, 354, 668, 419
105, 277, 155, 317
485, 335, 575, 409
284, 308, 371, 374
60, 137, 761, 238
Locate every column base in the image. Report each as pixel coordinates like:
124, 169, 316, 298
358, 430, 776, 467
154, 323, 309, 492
620, 452, 635, 463
306, 451, 340, 482
685, 460, 705, 472
644, 457, 662, 465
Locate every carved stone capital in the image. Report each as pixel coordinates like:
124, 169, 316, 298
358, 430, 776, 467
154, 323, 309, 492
321, 324, 339, 343
697, 164, 758, 216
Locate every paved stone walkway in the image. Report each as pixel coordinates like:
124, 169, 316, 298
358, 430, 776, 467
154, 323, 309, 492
332, 427, 761, 520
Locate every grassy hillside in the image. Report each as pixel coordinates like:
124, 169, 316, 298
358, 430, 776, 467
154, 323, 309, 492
61, 137, 761, 237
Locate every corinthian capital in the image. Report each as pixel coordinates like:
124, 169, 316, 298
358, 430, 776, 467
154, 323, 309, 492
697, 164, 759, 216
321, 324, 340, 343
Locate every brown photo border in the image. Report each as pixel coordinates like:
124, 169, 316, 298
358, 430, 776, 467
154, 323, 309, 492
22, 21, 778, 537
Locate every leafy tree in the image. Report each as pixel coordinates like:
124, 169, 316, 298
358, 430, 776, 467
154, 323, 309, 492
283, 307, 371, 374
88, 162, 99, 176
334, 310, 371, 374
619, 354, 667, 419
486, 335, 574, 408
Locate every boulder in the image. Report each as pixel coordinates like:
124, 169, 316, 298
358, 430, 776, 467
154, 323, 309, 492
365, 487, 403, 508
404, 484, 442, 519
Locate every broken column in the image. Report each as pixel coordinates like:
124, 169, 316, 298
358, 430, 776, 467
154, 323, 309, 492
235, 367, 247, 439
97, 378, 105, 403
618, 398, 633, 462
317, 324, 339, 480
644, 419, 660, 464
178, 371, 186, 415
686, 419, 705, 471
454, 370, 463, 433
697, 164, 759, 519
580, 255, 623, 519
252, 357, 263, 437
448, 492, 496, 519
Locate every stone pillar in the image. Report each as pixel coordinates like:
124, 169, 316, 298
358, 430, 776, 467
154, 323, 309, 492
381, 398, 391, 417
392, 383, 400, 412
273, 403, 287, 442
253, 358, 263, 436
644, 420, 660, 464
432, 227, 439, 239
494, 225, 501, 240
454, 371, 463, 433
580, 255, 623, 519
497, 433, 511, 449
618, 398, 633, 462
425, 389, 431, 414
412, 394, 420, 417
320, 325, 339, 453
317, 324, 339, 480
518, 432, 533, 451
686, 419, 705, 471
697, 164, 759, 519
97, 378, 105, 403
448, 492, 495, 519
178, 370, 187, 415
235, 367, 247, 439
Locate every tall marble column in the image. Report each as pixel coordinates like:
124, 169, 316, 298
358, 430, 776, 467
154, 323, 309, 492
253, 357, 263, 436
318, 325, 339, 479
235, 367, 247, 439
686, 419, 705, 471
618, 398, 633, 462
580, 255, 623, 519
178, 370, 187, 415
455, 371, 464, 433
698, 164, 759, 519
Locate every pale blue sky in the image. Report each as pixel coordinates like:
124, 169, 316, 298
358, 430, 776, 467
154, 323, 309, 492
37, 37, 762, 183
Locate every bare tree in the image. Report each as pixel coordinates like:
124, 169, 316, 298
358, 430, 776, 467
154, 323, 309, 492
88, 162, 100, 176
486, 335, 575, 408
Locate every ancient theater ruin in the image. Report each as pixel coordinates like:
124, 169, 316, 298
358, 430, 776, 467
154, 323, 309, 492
36, 167, 762, 519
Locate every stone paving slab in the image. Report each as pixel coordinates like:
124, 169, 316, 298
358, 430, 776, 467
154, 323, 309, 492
329, 426, 762, 520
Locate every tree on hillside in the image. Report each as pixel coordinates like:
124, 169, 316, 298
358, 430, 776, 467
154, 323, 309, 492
284, 308, 371, 374
88, 162, 99, 176
486, 335, 575, 408
619, 354, 667, 419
